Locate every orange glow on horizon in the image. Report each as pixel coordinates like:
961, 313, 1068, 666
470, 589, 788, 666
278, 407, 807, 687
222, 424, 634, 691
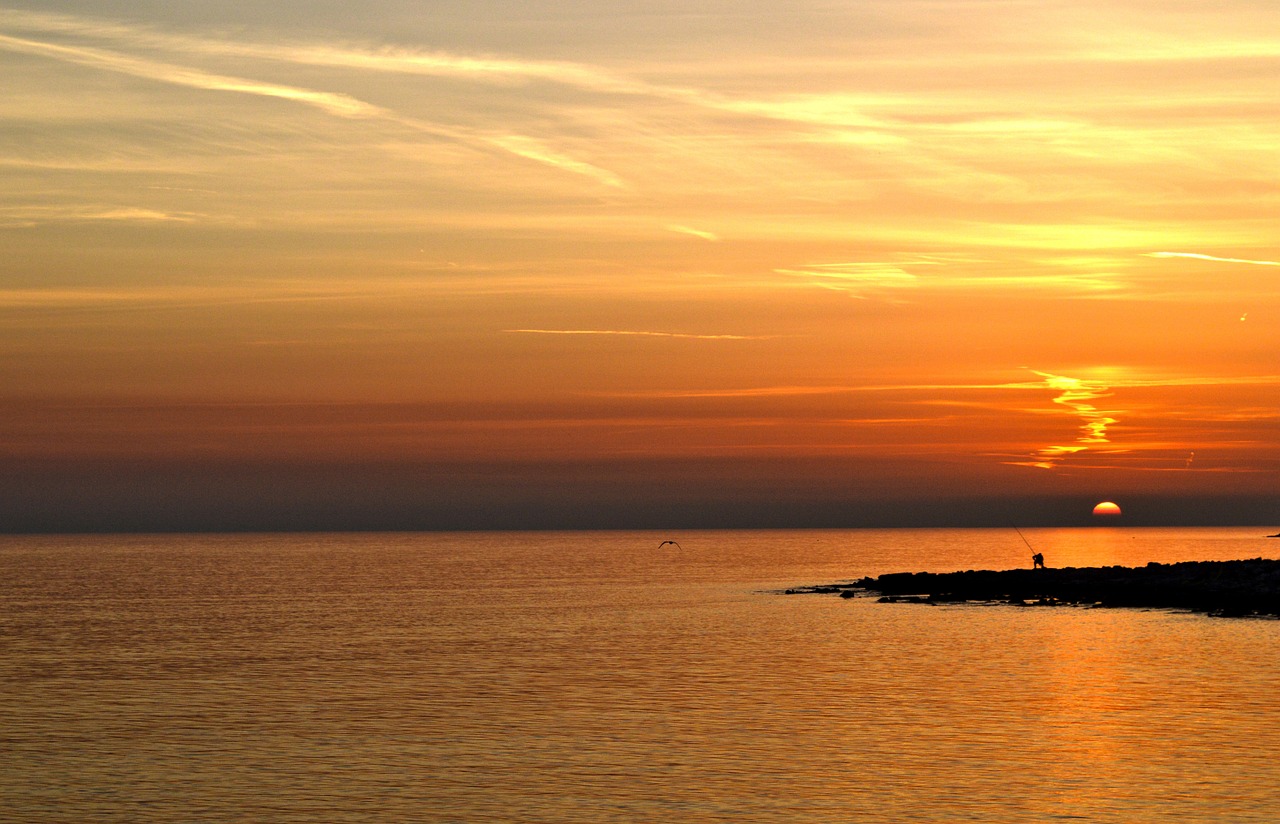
1, 4, 1278, 527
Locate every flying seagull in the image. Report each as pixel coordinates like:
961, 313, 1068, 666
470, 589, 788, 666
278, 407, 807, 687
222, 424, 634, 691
659, 540, 682, 549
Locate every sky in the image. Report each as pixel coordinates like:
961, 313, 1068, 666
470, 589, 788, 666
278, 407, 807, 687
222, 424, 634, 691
1, 1, 1277, 531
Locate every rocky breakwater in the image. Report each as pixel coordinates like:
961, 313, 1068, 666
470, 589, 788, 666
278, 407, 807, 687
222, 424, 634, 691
787, 558, 1280, 617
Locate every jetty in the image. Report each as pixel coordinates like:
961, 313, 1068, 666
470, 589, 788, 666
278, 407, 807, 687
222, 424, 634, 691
787, 558, 1280, 617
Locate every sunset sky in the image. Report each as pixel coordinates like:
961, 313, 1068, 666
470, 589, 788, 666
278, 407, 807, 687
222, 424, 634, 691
2, 1, 1277, 530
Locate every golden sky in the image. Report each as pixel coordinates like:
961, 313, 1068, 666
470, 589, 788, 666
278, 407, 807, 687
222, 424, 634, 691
1, 2, 1277, 529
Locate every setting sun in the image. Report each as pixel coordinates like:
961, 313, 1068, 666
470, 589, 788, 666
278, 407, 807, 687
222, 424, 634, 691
1092, 501, 1123, 518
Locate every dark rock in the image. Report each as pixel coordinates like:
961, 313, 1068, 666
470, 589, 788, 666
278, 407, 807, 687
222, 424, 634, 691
790, 558, 1280, 617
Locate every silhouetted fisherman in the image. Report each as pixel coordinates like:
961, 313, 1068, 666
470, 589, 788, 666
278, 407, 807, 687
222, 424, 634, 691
1032, 552, 1046, 569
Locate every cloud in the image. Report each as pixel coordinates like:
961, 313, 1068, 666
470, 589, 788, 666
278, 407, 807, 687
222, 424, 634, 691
0, 8, 685, 97
597, 373, 1280, 401
1010, 444, 1087, 471
1145, 252, 1280, 267
90, 207, 197, 222
0, 205, 203, 226
502, 329, 768, 341
775, 260, 1121, 296
595, 385, 871, 399
0, 28, 624, 187
1102, 375, 1280, 389
0, 277, 486, 311
11, 6, 1272, 209
932, 274, 1123, 293
0, 11, 907, 161
666, 225, 721, 242
0, 32, 381, 118
1016, 370, 1119, 471
774, 262, 918, 295
482, 135, 624, 188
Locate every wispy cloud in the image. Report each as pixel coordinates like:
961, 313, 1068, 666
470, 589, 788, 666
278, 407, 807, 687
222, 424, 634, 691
595, 385, 869, 399
0, 286, 357, 313
595, 373, 1280, 401
0, 278, 501, 310
1145, 251, 1280, 267
502, 329, 769, 341
934, 274, 1123, 293
8, 7, 1274, 211
774, 262, 918, 295
0, 10, 917, 167
0, 32, 381, 118
1102, 375, 1280, 389
91, 207, 198, 222
0, 205, 204, 226
482, 135, 624, 188
666, 225, 721, 242
775, 260, 1121, 296
0, 28, 624, 187
0, 8, 688, 97
1037, 371, 1117, 443
1017, 370, 1119, 470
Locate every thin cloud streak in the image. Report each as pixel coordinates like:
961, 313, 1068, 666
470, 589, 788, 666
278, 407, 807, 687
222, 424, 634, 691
482, 135, 624, 188
1145, 252, 1280, 267
502, 329, 769, 341
776, 263, 918, 289
0, 278, 515, 310
0, 205, 205, 226
667, 225, 721, 242
774, 261, 919, 299
776, 261, 1121, 295
0, 30, 624, 187
0, 32, 381, 118
594, 373, 1280, 400
0, 8, 692, 97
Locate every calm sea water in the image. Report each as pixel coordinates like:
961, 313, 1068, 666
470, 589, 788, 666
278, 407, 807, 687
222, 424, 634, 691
2, 528, 1278, 822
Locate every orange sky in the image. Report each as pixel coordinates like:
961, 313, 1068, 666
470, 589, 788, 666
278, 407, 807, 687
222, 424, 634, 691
1, 2, 1277, 529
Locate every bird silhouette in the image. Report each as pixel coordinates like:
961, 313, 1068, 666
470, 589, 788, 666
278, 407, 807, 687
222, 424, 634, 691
658, 540, 682, 549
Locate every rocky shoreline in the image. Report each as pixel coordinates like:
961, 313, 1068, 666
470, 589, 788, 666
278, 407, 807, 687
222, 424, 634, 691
786, 558, 1280, 617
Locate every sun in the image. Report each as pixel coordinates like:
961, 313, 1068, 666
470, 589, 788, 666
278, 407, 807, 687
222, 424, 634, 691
1092, 501, 1122, 518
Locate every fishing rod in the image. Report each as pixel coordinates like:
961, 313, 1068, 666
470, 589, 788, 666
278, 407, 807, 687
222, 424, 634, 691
1014, 525, 1047, 568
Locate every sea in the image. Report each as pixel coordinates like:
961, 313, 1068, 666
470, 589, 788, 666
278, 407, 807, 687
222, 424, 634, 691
2, 527, 1278, 823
